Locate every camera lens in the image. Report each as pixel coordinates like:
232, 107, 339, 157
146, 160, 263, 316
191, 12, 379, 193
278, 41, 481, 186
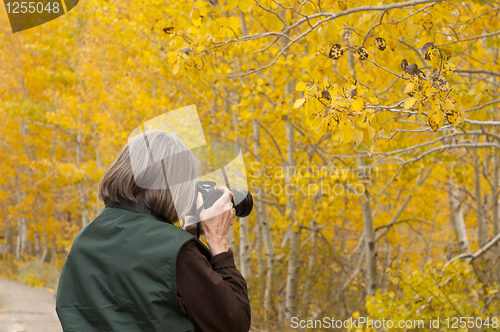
231, 189, 253, 218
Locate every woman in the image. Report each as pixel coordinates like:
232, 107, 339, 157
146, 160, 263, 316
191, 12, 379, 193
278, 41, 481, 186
56, 130, 251, 332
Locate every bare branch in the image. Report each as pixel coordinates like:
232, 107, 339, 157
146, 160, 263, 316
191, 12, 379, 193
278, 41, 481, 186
454, 69, 500, 78
435, 30, 500, 46
218, 0, 444, 78
375, 195, 413, 241
465, 119, 500, 126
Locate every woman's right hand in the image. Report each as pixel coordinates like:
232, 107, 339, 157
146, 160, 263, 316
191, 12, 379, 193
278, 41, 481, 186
197, 187, 236, 255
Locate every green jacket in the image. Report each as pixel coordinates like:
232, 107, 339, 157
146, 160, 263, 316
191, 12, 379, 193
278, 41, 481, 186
56, 203, 212, 332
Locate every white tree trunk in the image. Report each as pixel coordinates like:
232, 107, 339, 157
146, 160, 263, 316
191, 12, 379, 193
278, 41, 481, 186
357, 153, 377, 297
51, 234, 57, 264
285, 118, 299, 322
473, 147, 488, 247
239, 216, 251, 278
16, 217, 27, 261
490, 50, 500, 252
227, 225, 237, 264
34, 229, 41, 259
5, 219, 13, 256
40, 230, 48, 263
299, 189, 321, 317
77, 129, 88, 228
360, 189, 377, 296
252, 119, 276, 315
448, 178, 470, 253
255, 221, 263, 277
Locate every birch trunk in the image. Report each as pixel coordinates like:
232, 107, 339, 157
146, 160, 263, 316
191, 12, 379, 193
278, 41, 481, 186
252, 119, 275, 316
299, 189, 321, 316
51, 234, 57, 264
239, 216, 251, 278
491, 49, 500, 252
360, 189, 377, 296
448, 178, 470, 253
40, 230, 48, 263
347, 43, 357, 79
284, 117, 299, 322
492, 149, 499, 250
5, 218, 14, 256
16, 217, 27, 261
356, 153, 377, 297
473, 147, 488, 247
77, 129, 88, 228
227, 225, 237, 258
34, 229, 41, 259
229, 91, 251, 278
255, 220, 263, 277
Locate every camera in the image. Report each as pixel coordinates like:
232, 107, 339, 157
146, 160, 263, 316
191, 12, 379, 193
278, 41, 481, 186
194, 180, 253, 218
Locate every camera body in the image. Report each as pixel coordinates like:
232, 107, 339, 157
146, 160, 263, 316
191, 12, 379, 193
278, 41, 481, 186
195, 180, 253, 218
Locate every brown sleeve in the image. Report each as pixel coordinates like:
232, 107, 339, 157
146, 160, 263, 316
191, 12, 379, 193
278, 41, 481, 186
176, 240, 251, 332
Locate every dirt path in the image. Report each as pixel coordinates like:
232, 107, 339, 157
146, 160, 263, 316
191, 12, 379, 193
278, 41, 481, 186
0, 278, 62, 332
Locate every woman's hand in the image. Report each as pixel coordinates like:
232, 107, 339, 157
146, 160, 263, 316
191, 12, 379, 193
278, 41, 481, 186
197, 187, 235, 255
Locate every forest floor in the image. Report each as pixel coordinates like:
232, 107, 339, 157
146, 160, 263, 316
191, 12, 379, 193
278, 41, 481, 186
0, 278, 62, 332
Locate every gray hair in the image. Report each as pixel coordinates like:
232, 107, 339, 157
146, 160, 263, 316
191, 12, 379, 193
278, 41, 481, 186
99, 130, 200, 223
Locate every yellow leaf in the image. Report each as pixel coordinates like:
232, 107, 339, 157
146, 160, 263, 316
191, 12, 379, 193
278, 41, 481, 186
461, 94, 474, 108
418, 102, 424, 116
443, 62, 456, 74
341, 126, 355, 144
229, 16, 241, 31
351, 97, 364, 112
369, 144, 375, 157
405, 22, 418, 36
428, 109, 444, 131
326, 24, 337, 42
173, 62, 181, 75
366, 125, 376, 141
199, 5, 208, 17
441, 99, 454, 112
357, 83, 369, 96
428, 115, 439, 132
268, 15, 284, 30
294, 98, 306, 109
356, 114, 370, 128
445, 111, 460, 126
471, 109, 487, 121
404, 82, 414, 94
300, 56, 310, 68
354, 130, 364, 147
296, 82, 307, 91
218, 17, 231, 27
404, 97, 417, 109
311, 116, 322, 131
226, 0, 239, 10
475, 92, 483, 105
238, 0, 252, 12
